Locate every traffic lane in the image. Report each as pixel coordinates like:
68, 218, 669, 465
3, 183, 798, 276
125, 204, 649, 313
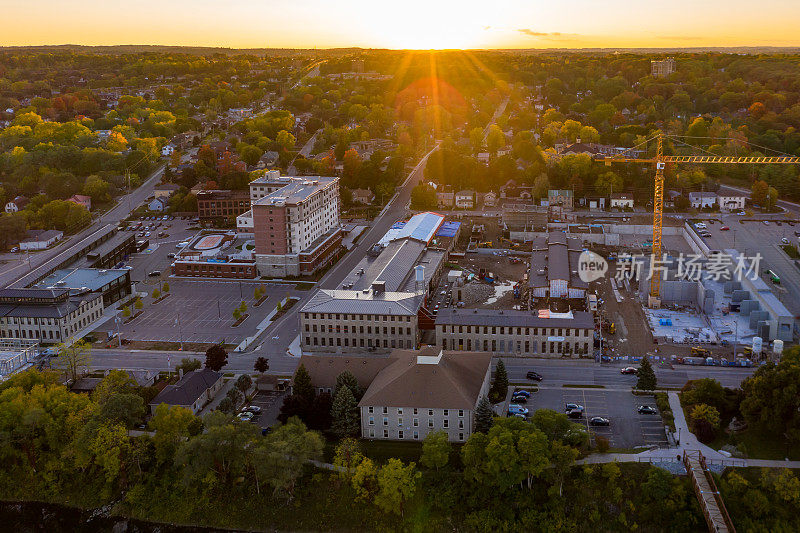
91, 348, 302, 374
500, 358, 755, 388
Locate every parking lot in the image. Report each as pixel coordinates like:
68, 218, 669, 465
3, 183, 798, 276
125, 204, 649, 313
512, 387, 668, 449
247, 390, 288, 429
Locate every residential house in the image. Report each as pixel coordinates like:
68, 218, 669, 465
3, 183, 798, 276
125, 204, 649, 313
717, 193, 746, 212
161, 144, 175, 156
455, 190, 475, 209
359, 348, 493, 442
18, 230, 63, 251
579, 196, 606, 211
154, 183, 180, 198
547, 189, 574, 210
148, 197, 169, 212
477, 152, 490, 163
609, 193, 634, 210
436, 187, 454, 208
482, 191, 497, 207
689, 192, 717, 209
67, 194, 92, 211
4, 195, 28, 213
351, 188, 375, 205
148, 368, 224, 415
255, 151, 280, 170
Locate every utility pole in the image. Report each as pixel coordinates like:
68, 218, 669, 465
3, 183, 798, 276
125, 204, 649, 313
176, 313, 184, 351
115, 308, 122, 348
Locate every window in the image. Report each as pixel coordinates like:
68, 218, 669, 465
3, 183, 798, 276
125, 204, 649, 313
413, 408, 418, 415
383, 417, 388, 426
368, 406, 374, 414
459, 433, 464, 441
369, 429, 375, 438
443, 420, 449, 428
398, 430, 404, 439
398, 418, 403, 426
458, 410, 464, 417
397, 407, 403, 415
369, 417, 374, 426
413, 431, 419, 440
383, 407, 388, 414
428, 419, 434, 428
413, 418, 419, 427
383, 430, 388, 438
428, 409, 434, 416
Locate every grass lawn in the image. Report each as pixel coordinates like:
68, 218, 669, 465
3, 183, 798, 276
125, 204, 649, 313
780, 244, 800, 259
709, 427, 800, 461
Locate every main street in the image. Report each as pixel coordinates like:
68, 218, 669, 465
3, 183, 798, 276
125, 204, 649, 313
0, 164, 165, 288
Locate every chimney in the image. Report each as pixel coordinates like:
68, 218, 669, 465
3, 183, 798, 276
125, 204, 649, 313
372, 280, 386, 295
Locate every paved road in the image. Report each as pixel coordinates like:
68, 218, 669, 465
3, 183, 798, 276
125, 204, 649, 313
482, 96, 509, 142
287, 128, 320, 174
499, 357, 756, 389
0, 164, 165, 288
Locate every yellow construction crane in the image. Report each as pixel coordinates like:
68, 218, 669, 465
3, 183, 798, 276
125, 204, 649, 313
597, 134, 800, 304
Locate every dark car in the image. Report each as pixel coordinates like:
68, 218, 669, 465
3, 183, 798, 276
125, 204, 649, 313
620, 367, 638, 375
512, 389, 531, 398
148, 270, 161, 277
511, 395, 528, 404
565, 403, 584, 412
526, 371, 543, 381
589, 417, 610, 426
638, 405, 658, 415
567, 410, 583, 419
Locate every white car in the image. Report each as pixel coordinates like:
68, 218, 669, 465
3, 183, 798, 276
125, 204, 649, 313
781, 237, 789, 244
695, 223, 706, 229
763, 220, 770, 225
237, 412, 255, 422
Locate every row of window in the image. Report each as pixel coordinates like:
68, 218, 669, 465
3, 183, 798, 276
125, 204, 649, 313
305, 313, 412, 322
367, 429, 465, 441
368, 416, 465, 429
368, 407, 465, 417
305, 337, 414, 349
439, 325, 590, 337
442, 337, 590, 354
305, 324, 412, 335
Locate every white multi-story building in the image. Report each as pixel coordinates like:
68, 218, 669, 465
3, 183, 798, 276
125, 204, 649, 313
0, 288, 105, 343
717, 193, 746, 212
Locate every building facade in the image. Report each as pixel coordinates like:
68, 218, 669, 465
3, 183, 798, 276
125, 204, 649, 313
435, 308, 595, 357
717, 194, 746, 212
197, 190, 251, 223
651, 57, 676, 78
0, 288, 105, 343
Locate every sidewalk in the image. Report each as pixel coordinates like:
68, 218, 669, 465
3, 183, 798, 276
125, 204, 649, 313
198, 377, 237, 416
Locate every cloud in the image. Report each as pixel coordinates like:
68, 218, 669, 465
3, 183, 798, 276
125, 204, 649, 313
517, 29, 565, 38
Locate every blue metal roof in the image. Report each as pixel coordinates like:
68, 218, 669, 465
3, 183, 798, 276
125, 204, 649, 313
435, 221, 460, 238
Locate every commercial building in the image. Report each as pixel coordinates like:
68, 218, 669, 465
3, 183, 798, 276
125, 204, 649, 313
358, 348, 492, 442
0, 288, 105, 343
197, 190, 251, 224
529, 232, 588, 301
18, 230, 63, 251
435, 308, 595, 357
609, 193, 634, 209
249, 175, 341, 277
33, 267, 133, 306
651, 57, 676, 78
300, 282, 423, 352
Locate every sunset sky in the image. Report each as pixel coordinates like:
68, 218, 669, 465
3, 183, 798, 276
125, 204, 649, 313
4, 0, 800, 50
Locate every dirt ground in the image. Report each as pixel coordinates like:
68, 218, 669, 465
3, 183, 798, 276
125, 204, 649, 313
444, 253, 528, 309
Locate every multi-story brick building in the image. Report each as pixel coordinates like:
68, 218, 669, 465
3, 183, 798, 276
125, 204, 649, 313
249, 175, 341, 277
197, 190, 251, 224
435, 308, 595, 357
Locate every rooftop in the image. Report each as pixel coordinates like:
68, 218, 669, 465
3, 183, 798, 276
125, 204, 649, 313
301, 288, 423, 316
252, 176, 337, 207
358, 349, 492, 410
149, 368, 221, 407
34, 268, 129, 293
378, 212, 445, 246
436, 308, 595, 329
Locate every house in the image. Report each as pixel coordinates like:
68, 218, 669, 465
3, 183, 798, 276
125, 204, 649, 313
609, 193, 634, 210
351, 188, 375, 205
477, 152, 491, 163
455, 190, 475, 209
67, 194, 92, 211
717, 193, 746, 212
547, 189, 574, 210
161, 144, 175, 156
579, 196, 606, 211
359, 348, 493, 442
148, 197, 169, 212
4, 195, 28, 213
154, 183, 180, 198
148, 368, 224, 415
482, 191, 497, 207
689, 192, 717, 209
436, 187, 454, 208
18, 230, 63, 251
255, 151, 280, 170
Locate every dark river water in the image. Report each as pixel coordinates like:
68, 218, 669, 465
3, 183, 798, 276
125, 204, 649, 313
0, 501, 238, 532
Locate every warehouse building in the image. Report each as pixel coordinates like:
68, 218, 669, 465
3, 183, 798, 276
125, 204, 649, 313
435, 308, 595, 357
529, 232, 588, 303
0, 288, 105, 343
34, 267, 133, 306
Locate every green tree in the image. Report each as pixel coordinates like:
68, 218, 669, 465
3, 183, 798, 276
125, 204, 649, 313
469, 126, 484, 153
176, 357, 201, 374
374, 458, 421, 516
352, 456, 379, 502
636, 355, 657, 390
421, 431, 451, 470
162, 282, 170, 294
254, 356, 269, 373
489, 359, 509, 402
121, 305, 131, 318
235, 374, 253, 395
549, 440, 579, 497
330, 386, 360, 438
333, 437, 364, 481
474, 395, 494, 433
334, 370, 362, 401
134, 297, 143, 310
740, 347, 800, 443
293, 363, 315, 403
152, 288, 161, 299
54, 339, 92, 382
410, 183, 437, 210
148, 404, 198, 464
690, 403, 721, 443
204, 344, 228, 372
251, 417, 323, 497
486, 124, 505, 155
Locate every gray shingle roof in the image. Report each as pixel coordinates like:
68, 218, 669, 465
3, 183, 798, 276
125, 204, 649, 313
358, 349, 492, 410
150, 368, 221, 407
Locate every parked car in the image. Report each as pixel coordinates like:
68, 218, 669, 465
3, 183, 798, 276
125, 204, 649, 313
695, 222, 706, 229
589, 417, 610, 426
565, 403, 584, 413
775, 221, 782, 226
237, 412, 255, 422
567, 409, 583, 419
763, 220, 770, 225
720, 226, 730, 231
781, 237, 789, 245
512, 389, 531, 398
510, 395, 528, 404
638, 405, 658, 415
620, 367, 638, 375
148, 270, 161, 277
508, 404, 529, 416
167, 253, 176, 259
241, 405, 262, 414
526, 371, 543, 381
